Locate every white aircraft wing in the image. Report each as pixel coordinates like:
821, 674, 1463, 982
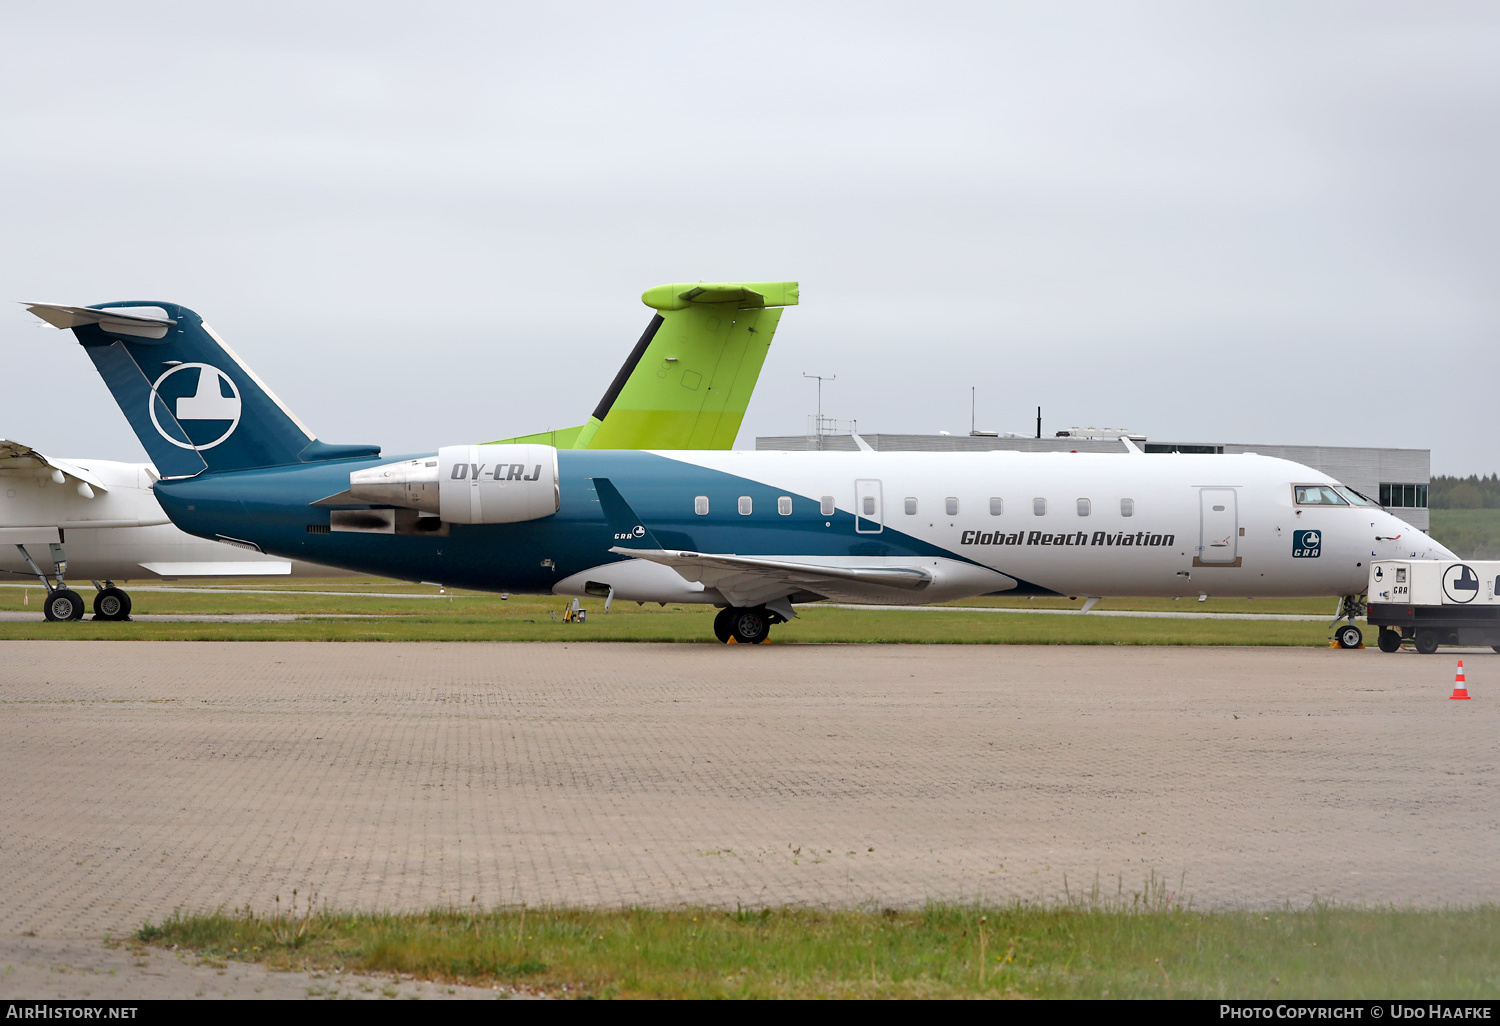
609, 546, 931, 607
0, 439, 108, 493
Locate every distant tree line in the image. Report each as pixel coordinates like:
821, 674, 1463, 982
1430, 474, 1500, 509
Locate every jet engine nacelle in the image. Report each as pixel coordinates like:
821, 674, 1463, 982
347, 444, 559, 524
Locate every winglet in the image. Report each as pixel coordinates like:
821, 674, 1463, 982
590, 477, 663, 549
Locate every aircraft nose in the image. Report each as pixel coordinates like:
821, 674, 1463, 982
1371, 511, 1455, 561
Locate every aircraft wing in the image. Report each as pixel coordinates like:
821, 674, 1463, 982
0, 439, 108, 493
609, 546, 930, 607
490, 280, 798, 451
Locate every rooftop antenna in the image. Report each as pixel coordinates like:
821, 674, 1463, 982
968, 387, 998, 437
803, 372, 836, 448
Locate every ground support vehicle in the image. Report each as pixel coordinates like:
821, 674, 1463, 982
1367, 559, 1500, 654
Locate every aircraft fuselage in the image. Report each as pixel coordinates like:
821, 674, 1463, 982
151, 448, 1448, 604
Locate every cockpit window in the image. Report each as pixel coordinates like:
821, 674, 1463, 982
1333, 486, 1378, 507
1294, 485, 1349, 506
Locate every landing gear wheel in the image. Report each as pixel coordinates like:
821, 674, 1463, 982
1377, 628, 1402, 654
1493, 644, 1500, 655
713, 607, 735, 644
43, 589, 85, 622
1414, 629, 1440, 655
93, 587, 132, 621
1336, 624, 1363, 650
730, 606, 771, 645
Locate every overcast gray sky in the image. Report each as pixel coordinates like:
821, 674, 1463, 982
3, 1, 1496, 474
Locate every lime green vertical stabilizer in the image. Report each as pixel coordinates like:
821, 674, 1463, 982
487, 280, 796, 450
586, 281, 797, 449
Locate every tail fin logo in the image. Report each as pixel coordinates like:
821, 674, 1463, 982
148, 363, 242, 451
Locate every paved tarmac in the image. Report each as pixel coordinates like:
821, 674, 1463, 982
1, 642, 1495, 956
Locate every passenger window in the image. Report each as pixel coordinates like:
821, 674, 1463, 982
945, 497, 959, 516
989, 497, 1003, 516
820, 496, 835, 517
694, 495, 708, 516
1033, 498, 1047, 516
904, 497, 917, 515
738, 496, 753, 515
1077, 498, 1090, 517
862, 496, 875, 516
777, 496, 792, 516
1121, 498, 1134, 518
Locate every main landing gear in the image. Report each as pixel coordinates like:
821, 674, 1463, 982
712, 605, 787, 645
14, 542, 132, 622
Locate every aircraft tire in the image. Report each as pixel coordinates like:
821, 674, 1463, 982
1377, 628, 1402, 654
730, 607, 771, 645
713, 607, 735, 644
43, 589, 85, 623
93, 587, 132, 621
1336, 624, 1363, 650
1414, 629, 1440, 655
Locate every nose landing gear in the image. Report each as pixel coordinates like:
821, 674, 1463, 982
1331, 593, 1368, 650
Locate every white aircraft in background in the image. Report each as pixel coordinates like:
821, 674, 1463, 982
0, 439, 300, 620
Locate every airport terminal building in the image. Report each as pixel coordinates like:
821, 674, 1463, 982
755, 432, 1432, 529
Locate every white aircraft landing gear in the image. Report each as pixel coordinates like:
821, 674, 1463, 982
15, 542, 85, 622
91, 581, 133, 621
1332, 593, 1367, 649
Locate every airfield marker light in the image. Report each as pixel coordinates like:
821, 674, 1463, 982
1450, 661, 1471, 700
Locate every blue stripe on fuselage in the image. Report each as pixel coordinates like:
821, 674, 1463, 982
152, 450, 1056, 594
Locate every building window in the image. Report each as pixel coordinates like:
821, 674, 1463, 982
777, 496, 792, 516
1121, 498, 1134, 517
1379, 483, 1428, 508
1033, 498, 1047, 516
945, 497, 959, 516
1077, 498, 1091, 517
738, 496, 753, 515
904, 497, 917, 515
694, 495, 708, 515
820, 495, 835, 516
989, 497, 1003, 516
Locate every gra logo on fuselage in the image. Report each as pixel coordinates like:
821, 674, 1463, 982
149, 363, 242, 451
1292, 529, 1321, 558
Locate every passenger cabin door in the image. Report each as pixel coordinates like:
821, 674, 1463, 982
1197, 488, 1239, 564
855, 479, 883, 534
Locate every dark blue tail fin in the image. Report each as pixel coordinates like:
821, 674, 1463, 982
27, 301, 378, 477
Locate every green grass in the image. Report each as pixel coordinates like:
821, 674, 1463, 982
0, 580, 1344, 645
1430, 508, 1500, 559
133, 897, 1500, 999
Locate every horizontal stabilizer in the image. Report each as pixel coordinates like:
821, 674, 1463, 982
640, 281, 798, 312
137, 561, 292, 576
24, 302, 176, 339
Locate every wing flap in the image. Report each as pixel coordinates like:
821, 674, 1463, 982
0, 439, 110, 492
609, 547, 931, 607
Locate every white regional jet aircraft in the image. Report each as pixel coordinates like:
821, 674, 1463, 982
0, 439, 296, 620
28, 295, 1461, 646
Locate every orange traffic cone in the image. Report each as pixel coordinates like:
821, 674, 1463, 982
1450, 660, 1471, 700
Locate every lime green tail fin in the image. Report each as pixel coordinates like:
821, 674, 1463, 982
488, 281, 797, 450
